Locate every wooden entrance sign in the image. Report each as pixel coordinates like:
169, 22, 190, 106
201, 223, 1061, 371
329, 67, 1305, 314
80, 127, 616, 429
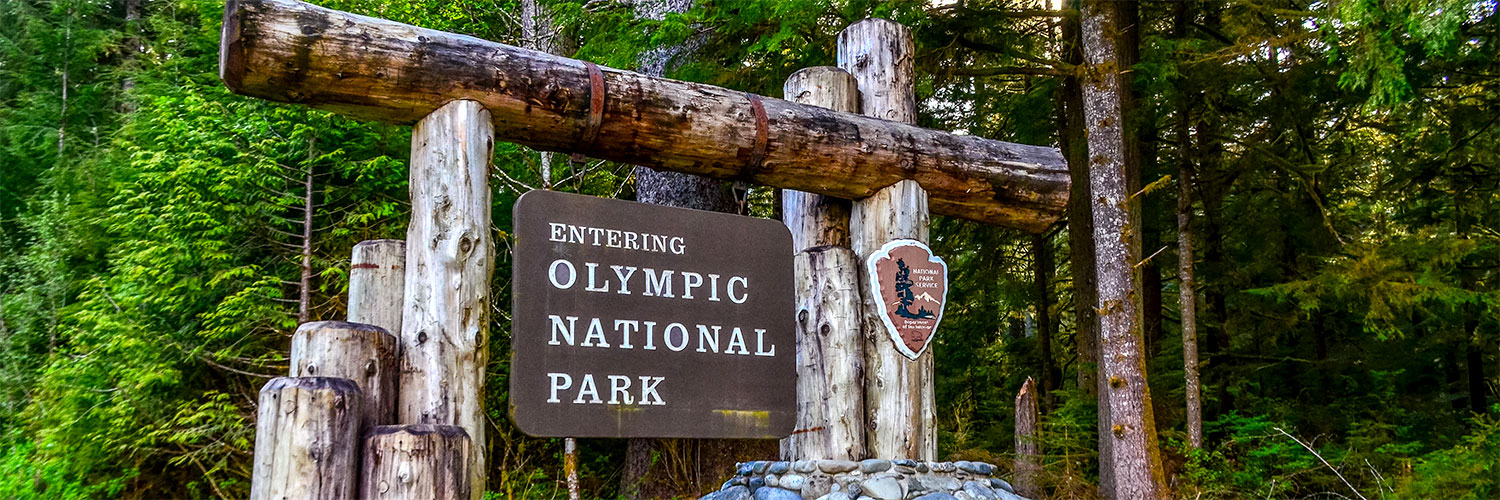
510, 190, 796, 438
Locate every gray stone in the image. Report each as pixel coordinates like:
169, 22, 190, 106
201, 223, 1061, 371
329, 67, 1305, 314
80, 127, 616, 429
781, 474, 807, 491
739, 462, 757, 476
988, 479, 1014, 494
814, 493, 853, 500
769, 461, 792, 475
892, 459, 917, 467
755, 486, 803, 500
859, 477, 903, 500
906, 475, 961, 497
819, 460, 859, 474
961, 481, 998, 500
750, 477, 766, 492
794, 460, 817, 473
766, 474, 781, 488
857, 497, 878, 500
931, 462, 956, 473
894, 466, 917, 475
911, 494, 959, 500
731, 476, 749, 486
994, 490, 1027, 500
801, 473, 833, 499
956, 462, 993, 476
846, 482, 862, 498
953, 492, 974, 500
914, 462, 929, 473
859, 459, 891, 473
718, 486, 753, 500
753, 461, 771, 474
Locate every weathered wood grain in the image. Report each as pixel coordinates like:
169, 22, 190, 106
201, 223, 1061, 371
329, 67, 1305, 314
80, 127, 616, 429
841, 18, 938, 462
361, 424, 472, 499
1014, 377, 1041, 498
781, 246, 864, 461
250, 377, 363, 500
400, 100, 493, 500
348, 239, 406, 335
781, 66, 857, 252
289, 321, 400, 432
218, 0, 1068, 232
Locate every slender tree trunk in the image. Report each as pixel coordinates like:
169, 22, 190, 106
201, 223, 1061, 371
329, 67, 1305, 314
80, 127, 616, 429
1033, 233, 1059, 408
1079, 1, 1169, 499
1057, 0, 1096, 398
521, 0, 570, 188
622, 3, 766, 497
1172, 0, 1203, 450
122, 0, 142, 112
298, 135, 315, 323
58, 7, 72, 157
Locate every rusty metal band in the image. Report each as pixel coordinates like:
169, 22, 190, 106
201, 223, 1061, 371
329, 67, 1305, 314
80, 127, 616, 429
742, 93, 770, 179
573, 62, 606, 163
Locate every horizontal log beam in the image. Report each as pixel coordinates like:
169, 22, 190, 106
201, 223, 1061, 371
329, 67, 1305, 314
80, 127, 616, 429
220, 0, 1069, 231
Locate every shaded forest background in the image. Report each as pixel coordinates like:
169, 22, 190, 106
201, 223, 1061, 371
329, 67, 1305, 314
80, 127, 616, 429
0, 0, 1497, 498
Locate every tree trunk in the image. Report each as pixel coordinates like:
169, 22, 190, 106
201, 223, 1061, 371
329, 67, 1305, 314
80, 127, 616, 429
839, 18, 936, 461
348, 239, 406, 335
1032, 233, 1059, 408
218, 0, 1070, 232
399, 100, 494, 500
521, 0, 572, 188
622, 4, 774, 496
780, 66, 863, 462
361, 424, 473, 499
1014, 377, 1042, 499
1079, 1, 1169, 498
251, 377, 363, 500
299, 134, 316, 323
1057, 0, 1097, 399
289, 321, 400, 433
1172, 0, 1203, 450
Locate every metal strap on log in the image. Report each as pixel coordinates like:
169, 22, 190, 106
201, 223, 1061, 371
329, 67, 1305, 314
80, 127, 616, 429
218, 0, 1069, 232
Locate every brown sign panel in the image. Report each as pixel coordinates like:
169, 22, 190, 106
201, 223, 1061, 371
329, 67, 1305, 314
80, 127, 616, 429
510, 190, 796, 439
867, 240, 948, 359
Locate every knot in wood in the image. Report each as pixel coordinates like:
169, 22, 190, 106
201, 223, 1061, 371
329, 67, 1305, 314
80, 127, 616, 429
798, 309, 810, 324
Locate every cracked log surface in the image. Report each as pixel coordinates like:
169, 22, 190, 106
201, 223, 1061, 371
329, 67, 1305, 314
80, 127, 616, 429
219, 0, 1068, 232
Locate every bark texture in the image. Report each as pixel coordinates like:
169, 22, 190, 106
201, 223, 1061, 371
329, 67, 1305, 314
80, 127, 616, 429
250, 377, 363, 500
1032, 232, 1059, 407
839, 18, 936, 461
1172, 0, 1203, 450
782, 246, 865, 461
781, 66, 858, 251
218, 0, 1069, 231
1057, 0, 1098, 400
1079, 1, 1169, 498
399, 100, 493, 500
348, 239, 406, 335
289, 321, 400, 432
361, 424, 472, 499
1014, 377, 1041, 499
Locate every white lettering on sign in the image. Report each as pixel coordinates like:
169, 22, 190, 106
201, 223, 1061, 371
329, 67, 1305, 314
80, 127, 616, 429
549, 222, 686, 255
547, 372, 668, 406
546, 258, 750, 304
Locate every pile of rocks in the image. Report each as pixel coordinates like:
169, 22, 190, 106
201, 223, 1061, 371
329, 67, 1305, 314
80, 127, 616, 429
698, 459, 1031, 500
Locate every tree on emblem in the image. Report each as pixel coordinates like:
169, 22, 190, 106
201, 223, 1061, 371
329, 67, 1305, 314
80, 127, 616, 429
894, 259, 936, 320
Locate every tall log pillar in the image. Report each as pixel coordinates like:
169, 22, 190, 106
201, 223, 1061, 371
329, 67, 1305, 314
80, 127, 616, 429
838, 18, 936, 461
400, 99, 494, 500
781, 65, 864, 463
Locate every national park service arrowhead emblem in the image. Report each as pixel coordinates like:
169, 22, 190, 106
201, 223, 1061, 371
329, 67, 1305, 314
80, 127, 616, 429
867, 239, 948, 360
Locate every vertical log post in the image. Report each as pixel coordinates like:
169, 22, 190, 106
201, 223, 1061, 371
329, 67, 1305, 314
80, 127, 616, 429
251, 377, 364, 500
400, 99, 494, 500
838, 18, 937, 461
1014, 377, 1042, 498
780, 66, 865, 462
349, 239, 407, 334
361, 424, 473, 499
290, 321, 400, 431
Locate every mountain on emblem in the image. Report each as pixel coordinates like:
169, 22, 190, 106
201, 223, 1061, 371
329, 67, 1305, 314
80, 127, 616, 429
866, 240, 948, 360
